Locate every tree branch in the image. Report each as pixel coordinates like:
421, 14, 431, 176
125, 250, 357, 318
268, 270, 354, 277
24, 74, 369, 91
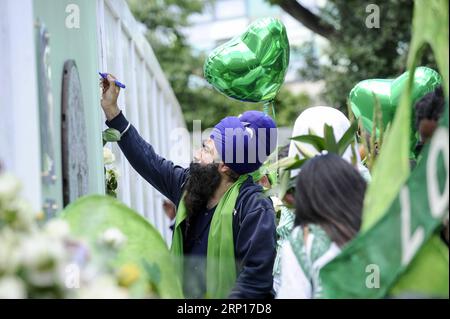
275, 0, 337, 39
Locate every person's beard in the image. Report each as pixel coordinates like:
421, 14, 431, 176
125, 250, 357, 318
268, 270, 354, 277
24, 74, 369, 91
184, 162, 222, 220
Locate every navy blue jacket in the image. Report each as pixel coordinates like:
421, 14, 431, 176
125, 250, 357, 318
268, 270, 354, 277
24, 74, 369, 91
106, 112, 276, 299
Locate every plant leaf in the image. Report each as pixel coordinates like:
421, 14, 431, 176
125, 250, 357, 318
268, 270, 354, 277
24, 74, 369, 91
337, 120, 358, 156
103, 128, 121, 143
278, 170, 291, 200
267, 155, 298, 172
290, 134, 326, 152
286, 158, 307, 170
324, 124, 338, 153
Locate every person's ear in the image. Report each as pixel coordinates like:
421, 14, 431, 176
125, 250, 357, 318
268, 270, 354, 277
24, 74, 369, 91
283, 192, 295, 207
218, 162, 229, 174
259, 175, 271, 189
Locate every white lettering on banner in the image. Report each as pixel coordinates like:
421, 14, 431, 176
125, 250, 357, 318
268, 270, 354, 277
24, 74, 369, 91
427, 127, 449, 219
400, 187, 425, 266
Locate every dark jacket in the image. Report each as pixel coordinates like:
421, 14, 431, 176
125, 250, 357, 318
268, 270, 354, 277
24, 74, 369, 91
106, 112, 276, 299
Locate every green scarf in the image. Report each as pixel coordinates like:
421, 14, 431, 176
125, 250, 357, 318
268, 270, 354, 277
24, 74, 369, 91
250, 164, 278, 186
171, 174, 249, 298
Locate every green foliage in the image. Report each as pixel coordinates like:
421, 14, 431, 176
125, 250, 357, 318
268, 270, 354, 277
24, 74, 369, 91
267, 122, 358, 201
102, 128, 121, 146
275, 0, 437, 111
128, 0, 311, 130
290, 135, 325, 152
142, 259, 161, 295
105, 168, 118, 198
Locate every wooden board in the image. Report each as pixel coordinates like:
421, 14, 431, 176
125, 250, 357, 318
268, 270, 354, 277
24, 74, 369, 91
61, 60, 89, 207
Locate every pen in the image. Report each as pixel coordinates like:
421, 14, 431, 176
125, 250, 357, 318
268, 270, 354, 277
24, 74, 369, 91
99, 72, 126, 89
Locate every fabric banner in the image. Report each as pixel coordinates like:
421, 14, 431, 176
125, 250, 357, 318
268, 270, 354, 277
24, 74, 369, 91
319, 0, 449, 298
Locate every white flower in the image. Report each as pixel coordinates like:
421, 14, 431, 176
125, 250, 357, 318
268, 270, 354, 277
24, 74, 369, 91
6, 199, 37, 231
18, 234, 67, 287
103, 147, 116, 165
44, 219, 71, 240
0, 173, 21, 204
0, 277, 26, 299
0, 229, 21, 274
106, 168, 120, 179
98, 228, 126, 250
77, 275, 128, 299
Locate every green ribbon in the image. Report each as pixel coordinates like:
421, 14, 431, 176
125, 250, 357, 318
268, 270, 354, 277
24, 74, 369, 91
171, 174, 249, 298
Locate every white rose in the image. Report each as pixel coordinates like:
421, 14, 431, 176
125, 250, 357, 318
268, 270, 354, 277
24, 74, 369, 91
77, 275, 128, 299
112, 168, 120, 178
107, 168, 120, 179
19, 234, 67, 287
44, 219, 71, 239
0, 229, 21, 274
98, 228, 126, 250
8, 199, 37, 231
0, 173, 21, 204
103, 147, 116, 165
0, 277, 26, 299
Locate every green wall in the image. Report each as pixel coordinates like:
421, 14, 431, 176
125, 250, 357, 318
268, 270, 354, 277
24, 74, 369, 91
33, 0, 105, 214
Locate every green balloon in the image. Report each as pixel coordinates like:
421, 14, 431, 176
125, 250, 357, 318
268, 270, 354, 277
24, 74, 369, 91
60, 195, 184, 298
350, 66, 442, 135
204, 17, 290, 103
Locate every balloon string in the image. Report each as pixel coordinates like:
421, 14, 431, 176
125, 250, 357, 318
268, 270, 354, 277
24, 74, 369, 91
263, 100, 277, 121
263, 102, 270, 115
271, 102, 277, 122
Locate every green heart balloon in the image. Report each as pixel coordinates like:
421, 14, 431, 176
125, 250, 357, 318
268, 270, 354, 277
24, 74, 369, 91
350, 66, 442, 136
204, 17, 290, 103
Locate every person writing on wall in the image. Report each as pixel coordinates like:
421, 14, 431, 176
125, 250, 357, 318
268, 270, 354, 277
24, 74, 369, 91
99, 74, 278, 299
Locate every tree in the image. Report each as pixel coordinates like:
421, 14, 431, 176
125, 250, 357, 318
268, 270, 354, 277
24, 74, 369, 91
128, 0, 308, 130
269, 0, 437, 109
268, 0, 337, 39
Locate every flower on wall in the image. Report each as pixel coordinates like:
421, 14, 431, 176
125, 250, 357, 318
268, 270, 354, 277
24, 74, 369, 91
0, 172, 133, 298
103, 128, 121, 198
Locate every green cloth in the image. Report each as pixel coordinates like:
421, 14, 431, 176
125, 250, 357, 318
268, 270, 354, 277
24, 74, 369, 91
361, 0, 448, 232
389, 234, 449, 298
171, 174, 249, 299
288, 225, 335, 298
273, 207, 295, 278
250, 163, 278, 186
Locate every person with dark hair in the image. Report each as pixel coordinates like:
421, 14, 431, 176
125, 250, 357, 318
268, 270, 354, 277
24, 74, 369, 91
277, 153, 367, 298
272, 106, 370, 294
414, 86, 445, 154
100, 74, 278, 299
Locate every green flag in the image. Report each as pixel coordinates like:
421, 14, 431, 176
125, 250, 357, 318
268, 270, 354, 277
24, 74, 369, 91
320, 0, 449, 298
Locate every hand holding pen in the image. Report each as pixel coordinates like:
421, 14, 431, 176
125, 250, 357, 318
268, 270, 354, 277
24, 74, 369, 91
100, 72, 123, 121
99, 72, 126, 89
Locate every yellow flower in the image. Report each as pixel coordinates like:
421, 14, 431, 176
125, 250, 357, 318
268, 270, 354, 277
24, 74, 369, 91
117, 263, 140, 287
35, 211, 45, 221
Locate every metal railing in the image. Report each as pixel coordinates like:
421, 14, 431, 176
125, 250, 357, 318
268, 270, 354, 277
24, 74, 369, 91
97, 0, 188, 244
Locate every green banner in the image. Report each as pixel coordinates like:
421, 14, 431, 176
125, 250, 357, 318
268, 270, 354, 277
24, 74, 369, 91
320, 106, 448, 297
320, 0, 449, 298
